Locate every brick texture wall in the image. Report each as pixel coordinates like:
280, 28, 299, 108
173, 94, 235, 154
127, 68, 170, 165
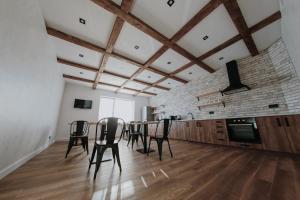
150, 39, 300, 119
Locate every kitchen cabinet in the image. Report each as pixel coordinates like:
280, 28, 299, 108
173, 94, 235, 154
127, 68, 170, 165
211, 120, 229, 145
256, 116, 292, 152
282, 115, 300, 153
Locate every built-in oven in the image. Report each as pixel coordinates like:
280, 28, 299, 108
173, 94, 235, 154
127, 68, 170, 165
226, 118, 261, 144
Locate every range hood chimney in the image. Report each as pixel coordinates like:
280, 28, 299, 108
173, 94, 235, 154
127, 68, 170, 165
221, 60, 250, 95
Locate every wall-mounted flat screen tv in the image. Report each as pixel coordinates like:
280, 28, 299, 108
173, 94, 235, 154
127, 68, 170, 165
74, 99, 92, 109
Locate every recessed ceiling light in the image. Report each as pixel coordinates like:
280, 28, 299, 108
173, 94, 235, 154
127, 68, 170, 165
80, 72, 84, 75
167, 61, 172, 65
79, 18, 86, 25
188, 72, 193, 75
219, 57, 224, 61
147, 76, 151, 78
168, 82, 171, 85
202, 35, 209, 41
134, 45, 140, 50
79, 53, 84, 58
167, 0, 175, 7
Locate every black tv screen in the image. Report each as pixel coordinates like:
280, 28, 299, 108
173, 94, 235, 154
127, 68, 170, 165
74, 99, 92, 109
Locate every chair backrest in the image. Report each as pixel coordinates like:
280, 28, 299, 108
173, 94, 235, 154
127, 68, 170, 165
129, 121, 142, 133
155, 119, 172, 139
70, 121, 89, 136
95, 117, 125, 144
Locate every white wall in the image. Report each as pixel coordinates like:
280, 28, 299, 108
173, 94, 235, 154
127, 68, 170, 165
56, 83, 149, 141
0, 0, 64, 178
280, 0, 300, 76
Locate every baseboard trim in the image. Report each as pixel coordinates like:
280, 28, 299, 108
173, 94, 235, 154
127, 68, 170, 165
0, 140, 54, 180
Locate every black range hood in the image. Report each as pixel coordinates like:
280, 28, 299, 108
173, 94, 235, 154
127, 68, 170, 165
221, 60, 250, 95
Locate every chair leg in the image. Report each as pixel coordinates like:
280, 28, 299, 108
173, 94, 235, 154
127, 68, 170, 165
127, 135, 131, 146
88, 144, 96, 170
81, 138, 85, 151
85, 138, 89, 155
114, 145, 122, 172
136, 135, 139, 146
167, 138, 173, 158
140, 135, 144, 144
112, 147, 116, 163
147, 138, 152, 156
131, 135, 135, 149
94, 146, 106, 180
65, 137, 74, 158
157, 139, 163, 161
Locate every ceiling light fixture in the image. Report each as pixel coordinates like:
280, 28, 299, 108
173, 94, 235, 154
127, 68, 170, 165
168, 82, 171, 85
134, 45, 140, 50
202, 35, 209, 41
80, 72, 84, 75
167, 61, 172, 65
167, 0, 175, 7
147, 76, 151, 78
79, 18, 86, 25
188, 72, 193, 75
79, 53, 84, 58
219, 57, 224, 61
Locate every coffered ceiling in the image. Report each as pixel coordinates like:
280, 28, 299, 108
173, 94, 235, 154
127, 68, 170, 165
39, 0, 281, 96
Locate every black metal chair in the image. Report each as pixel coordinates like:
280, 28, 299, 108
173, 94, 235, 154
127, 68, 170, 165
147, 119, 173, 160
127, 121, 144, 148
88, 117, 125, 179
65, 120, 90, 158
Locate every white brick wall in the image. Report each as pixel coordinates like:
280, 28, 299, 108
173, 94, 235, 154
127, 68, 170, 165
150, 39, 300, 119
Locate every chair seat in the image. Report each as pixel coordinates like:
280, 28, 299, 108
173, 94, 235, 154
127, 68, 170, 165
130, 132, 143, 135
96, 140, 118, 146
150, 135, 165, 139
70, 134, 88, 138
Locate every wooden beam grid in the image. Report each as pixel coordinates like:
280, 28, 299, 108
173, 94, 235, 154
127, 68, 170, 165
50, 0, 281, 96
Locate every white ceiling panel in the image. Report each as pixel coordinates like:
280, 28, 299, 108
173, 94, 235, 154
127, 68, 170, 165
176, 64, 209, 81
125, 81, 147, 90
114, 22, 163, 63
252, 20, 281, 51
135, 70, 164, 83
105, 57, 139, 77
99, 74, 127, 86
145, 87, 166, 95
152, 49, 190, 73
203, 40, 250, 70
50, 36, 102, 68
64, 79, 92, 87
97, 84, 117, 92
237, 0, 280, 27
178, 5, 239, 57
118, 89, 136, 95
131, 0, 210, 38
40, 0, 116, 47
61, 64, 96, 80
158, 78, 184, 88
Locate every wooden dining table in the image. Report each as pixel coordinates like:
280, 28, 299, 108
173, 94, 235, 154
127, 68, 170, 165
133, 121, 157, 154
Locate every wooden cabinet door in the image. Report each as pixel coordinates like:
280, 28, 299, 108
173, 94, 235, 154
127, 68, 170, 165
148, 123, 157, 137
174, 122, 187, 140
188, 121, 202, 142
168, 121, 177, 139
256, 116, 292, 152
201, 120, 214, 144
283, 115, 300, 153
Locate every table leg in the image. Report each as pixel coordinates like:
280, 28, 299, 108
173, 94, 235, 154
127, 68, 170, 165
136, 123, 155, 154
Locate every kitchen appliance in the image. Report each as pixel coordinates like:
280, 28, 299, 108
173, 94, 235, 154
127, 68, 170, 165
221, 60, 250, 95
142, 106, 154, 121
226, 117, 261, 144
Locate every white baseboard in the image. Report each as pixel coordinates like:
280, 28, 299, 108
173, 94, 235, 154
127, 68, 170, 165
0, 140, 54, 180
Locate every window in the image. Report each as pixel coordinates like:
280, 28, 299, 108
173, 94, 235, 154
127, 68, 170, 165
98, 97, 135, 122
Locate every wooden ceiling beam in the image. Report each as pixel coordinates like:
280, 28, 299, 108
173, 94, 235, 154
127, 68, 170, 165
58, 58, 170, 91
91, 0, 215, 73
222, 0, 259, 56
249, 11, 281, 34
92, 0, 134, 89
62, 74, 156, 95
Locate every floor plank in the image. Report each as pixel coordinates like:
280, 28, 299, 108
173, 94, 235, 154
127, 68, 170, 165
0, 140, 299, 200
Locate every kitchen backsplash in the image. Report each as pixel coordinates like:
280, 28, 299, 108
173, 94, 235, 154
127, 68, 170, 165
150, 39, 300, 119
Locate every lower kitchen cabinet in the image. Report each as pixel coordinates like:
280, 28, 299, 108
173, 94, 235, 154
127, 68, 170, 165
256, 116, 292, 152
211, 120, 229, 145
282, 115, 300, 153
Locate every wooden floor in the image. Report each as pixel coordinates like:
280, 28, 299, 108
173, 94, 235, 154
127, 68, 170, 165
0, 140, 300, 200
